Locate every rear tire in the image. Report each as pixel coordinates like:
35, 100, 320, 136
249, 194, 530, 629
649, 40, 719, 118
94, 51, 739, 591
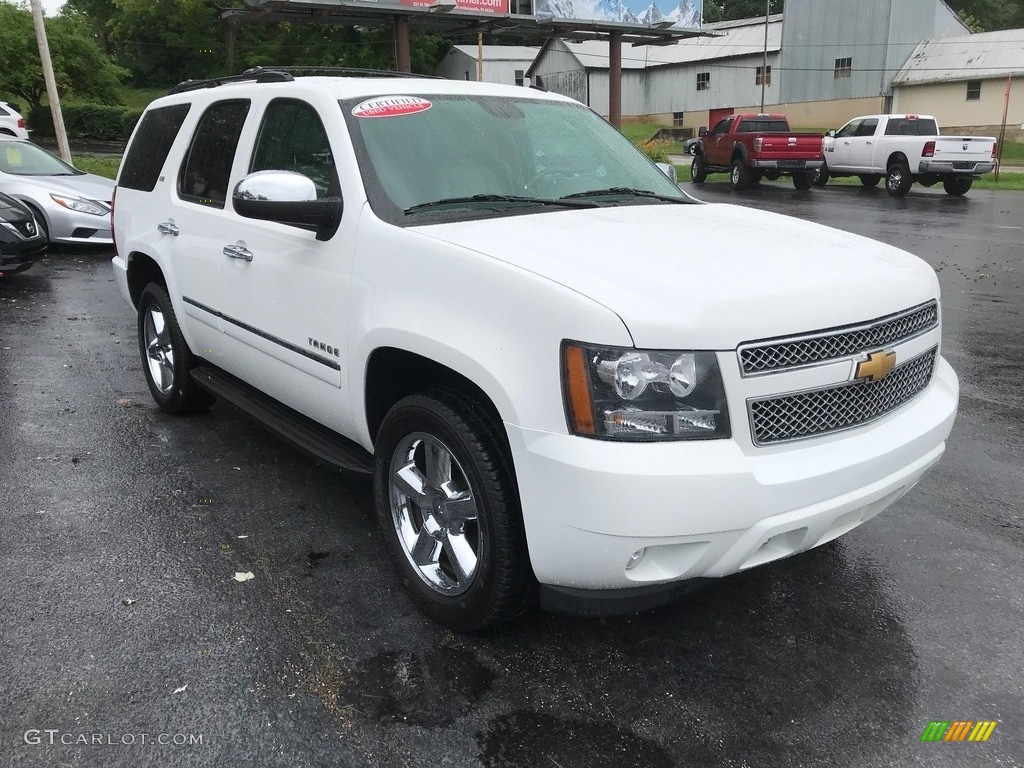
373, 391, 532, 632
859, 174, 882, 187
792, 172, 815, 191
730, 158, 751, 191
886, 161, 913, 197
690, 153, 707, 184
943, 178, 973, 196
813, 163, 830, 187
137, 283, 216, 415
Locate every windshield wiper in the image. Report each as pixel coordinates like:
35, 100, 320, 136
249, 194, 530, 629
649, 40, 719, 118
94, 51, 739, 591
405, 194, 600, 214
560, 187, 691, 204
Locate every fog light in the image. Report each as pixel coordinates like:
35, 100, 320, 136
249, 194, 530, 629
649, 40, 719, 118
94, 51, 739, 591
625, 548, 646, 570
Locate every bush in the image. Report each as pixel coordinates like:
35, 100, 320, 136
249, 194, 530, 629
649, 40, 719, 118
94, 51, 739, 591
27, 103, 142, 142
638, 139, 671, 163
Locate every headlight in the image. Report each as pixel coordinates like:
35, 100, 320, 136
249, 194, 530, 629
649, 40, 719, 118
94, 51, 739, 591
49, 194, 109, 217
562, 342, 730, 441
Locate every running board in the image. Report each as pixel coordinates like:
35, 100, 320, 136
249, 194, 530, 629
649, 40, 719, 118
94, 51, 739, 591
191, 366, 373, 475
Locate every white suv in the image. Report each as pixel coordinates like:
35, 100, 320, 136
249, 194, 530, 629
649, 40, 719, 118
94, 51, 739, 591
0, 101, 29, 139
112, 69, 958, 630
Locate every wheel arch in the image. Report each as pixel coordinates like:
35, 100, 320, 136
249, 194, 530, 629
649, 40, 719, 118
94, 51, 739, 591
731, 144, 748, 164
126, 251, 166, 308
886, 152, 909, 170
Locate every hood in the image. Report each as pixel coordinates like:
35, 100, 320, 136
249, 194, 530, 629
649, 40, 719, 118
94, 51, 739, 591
15, 172, 115, 205
411, 203, 939, 349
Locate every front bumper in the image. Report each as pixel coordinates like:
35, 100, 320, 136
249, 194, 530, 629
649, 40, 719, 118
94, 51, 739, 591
507, 357, 957, 600
918, 160, 995, 175
41, 203, 112, 246
750, 159, 824, 171
0, 239, 46, 273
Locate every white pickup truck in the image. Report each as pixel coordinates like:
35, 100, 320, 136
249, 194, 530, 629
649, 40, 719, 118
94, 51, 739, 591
817, 114, 996, 197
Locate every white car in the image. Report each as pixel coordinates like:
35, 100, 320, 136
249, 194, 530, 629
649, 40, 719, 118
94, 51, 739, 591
112, 70, 958, 630
0, 101, 29, 139
0, 137, 114, 245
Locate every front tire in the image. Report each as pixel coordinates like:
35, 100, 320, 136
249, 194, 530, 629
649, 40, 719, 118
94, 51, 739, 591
730, 158, 751, 191
943, 178, 973, 196
137, 283, 216, 415
690, 153, 707, 184
886, 161, 913, 197
373, 391, 531, 631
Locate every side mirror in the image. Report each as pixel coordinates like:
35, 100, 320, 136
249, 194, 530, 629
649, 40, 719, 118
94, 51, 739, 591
232, 170, 342, 242
655, 162, 677, 183
698, 127, 708, 137
825, 129, 837, 138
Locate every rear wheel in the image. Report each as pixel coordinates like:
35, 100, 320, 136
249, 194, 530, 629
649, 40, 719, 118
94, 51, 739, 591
813, 163, 830, 187
690, 153, 707, 184
730, 158, 751, 191
859, 174, 882, 187
886, 161, 913, 197
792, 172, 815, 191
373, 391, 531, 631
137, 283, 216, 415
943, 178, 973, 196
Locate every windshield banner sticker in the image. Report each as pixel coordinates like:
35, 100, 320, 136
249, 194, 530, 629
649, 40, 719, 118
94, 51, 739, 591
352, 97, 432, 119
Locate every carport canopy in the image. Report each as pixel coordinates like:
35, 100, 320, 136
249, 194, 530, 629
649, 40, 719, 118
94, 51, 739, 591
236, 0, 715, 127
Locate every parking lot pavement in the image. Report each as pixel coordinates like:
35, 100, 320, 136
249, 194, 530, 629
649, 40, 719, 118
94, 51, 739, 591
1, 187, 1022, 767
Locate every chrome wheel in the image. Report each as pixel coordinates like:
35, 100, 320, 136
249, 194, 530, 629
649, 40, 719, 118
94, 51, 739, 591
144, 306, 175, 394
388, 432, 480, 596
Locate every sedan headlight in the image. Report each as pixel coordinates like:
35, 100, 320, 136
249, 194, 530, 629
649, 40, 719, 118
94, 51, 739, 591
562, 342, 730, 441
50, 194, 109, 217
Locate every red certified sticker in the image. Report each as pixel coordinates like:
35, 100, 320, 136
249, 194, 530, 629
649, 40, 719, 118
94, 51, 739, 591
352, 97, 432, 118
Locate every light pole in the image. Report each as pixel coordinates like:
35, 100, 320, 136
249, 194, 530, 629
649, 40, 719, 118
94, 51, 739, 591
760, 0, 770, 113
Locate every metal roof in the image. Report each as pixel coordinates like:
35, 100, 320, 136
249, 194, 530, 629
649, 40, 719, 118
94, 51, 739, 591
893, 29, 1024, 85
554, 14, 781, 70
450, 44, 540, 61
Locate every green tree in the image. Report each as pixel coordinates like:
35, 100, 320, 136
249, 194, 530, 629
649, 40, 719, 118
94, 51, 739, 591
703, 0, 781, 23
0, 3, 126, 113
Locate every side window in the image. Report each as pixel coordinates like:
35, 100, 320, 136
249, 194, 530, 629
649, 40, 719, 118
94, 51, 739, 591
855, 118, 878, 137
835, 119, 861, 139
250, 99, 338, 199
0, 105, 9, 116
712, 118, 731, 136
178, 99, 250, 208
120, 104, 191, 192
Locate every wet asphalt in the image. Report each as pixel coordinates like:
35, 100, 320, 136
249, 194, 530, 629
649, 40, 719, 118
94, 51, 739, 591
1, 181, 1021, 767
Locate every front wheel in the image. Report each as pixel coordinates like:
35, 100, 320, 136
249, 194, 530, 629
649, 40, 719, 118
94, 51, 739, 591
792, 172, 815, 191
137, 283, 216, 415
859, 174, 882, 187
373, 391, 531, 631
730, 158, 751, 191
943, 178, 973, 196
886, 161, 913, 197
690, 153, 707, 184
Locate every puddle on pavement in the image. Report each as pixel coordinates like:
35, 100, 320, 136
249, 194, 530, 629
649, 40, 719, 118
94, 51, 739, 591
477, 710, 675, 768
349, 648, 494, 726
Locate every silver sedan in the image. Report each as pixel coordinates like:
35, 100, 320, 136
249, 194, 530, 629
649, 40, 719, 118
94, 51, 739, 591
0, 138, 114, 246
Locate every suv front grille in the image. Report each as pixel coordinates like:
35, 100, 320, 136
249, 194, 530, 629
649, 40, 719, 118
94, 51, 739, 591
739, 301, 938, 376
748, 348, 937, 445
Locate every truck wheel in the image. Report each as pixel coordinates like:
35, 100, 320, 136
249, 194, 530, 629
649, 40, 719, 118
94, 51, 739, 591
886, 162, 913, 197
943, 178, 973, 196
792, 172, 815, 191
373, 391, 531, 632
859, 174, 882, 187
137, 283, 216, 415
730, 159, 751, 191
690, 153, 707, 184
750, 170, 763, 184
813, 164, 829, 187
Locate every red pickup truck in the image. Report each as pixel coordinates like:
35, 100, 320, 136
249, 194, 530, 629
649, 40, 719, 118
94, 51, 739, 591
690, 114, 825, 191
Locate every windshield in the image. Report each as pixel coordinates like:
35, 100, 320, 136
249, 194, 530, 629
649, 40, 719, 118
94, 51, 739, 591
0, 141, 83, 176
342, 94, 685, 225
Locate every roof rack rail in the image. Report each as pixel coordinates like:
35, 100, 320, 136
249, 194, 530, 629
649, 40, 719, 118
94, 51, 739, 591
168, 68, 294, 95
252, 66, 443, 80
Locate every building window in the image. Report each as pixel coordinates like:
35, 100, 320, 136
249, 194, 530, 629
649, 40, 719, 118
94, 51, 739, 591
672, 111, 685, 126
756, 65, 772, 86
834, 58, 852, 79
697, 72, 710, 91
966, 80, 981, 101
515, 69, 524, 87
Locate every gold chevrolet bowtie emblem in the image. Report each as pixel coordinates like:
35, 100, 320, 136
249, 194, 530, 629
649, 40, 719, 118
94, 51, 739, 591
857, 350, 896, 381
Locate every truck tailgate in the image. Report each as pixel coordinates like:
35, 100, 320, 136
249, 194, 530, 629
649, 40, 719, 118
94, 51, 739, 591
932, 137, 995, 165
754, 134, 823, 162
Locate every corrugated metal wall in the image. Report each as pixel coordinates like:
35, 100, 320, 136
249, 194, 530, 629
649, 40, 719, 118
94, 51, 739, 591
434, 49, 534, 85
586, 71, 647, 116
645, 53, 782, 115
530, 40, 588, 103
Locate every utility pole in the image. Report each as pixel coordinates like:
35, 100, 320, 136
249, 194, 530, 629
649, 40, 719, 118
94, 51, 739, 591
759, 0, 769, 113
477, 33, 484, 81
29, 0, 71, 163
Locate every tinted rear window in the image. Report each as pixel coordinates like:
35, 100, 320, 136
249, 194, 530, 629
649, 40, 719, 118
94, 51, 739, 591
119, 104, 191, 192
884, 118, 938, 136
737, 119, 789, 133
178, 100, 250, 208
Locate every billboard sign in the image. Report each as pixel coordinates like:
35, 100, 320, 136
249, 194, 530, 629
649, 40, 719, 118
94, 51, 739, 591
534, 0, 701, 26
365, 0, 510, 12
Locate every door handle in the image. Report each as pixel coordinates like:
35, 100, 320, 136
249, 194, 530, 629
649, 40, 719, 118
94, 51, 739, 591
866, 141, 873, 145
157, 221, 179, 236
223, 244, 253, 262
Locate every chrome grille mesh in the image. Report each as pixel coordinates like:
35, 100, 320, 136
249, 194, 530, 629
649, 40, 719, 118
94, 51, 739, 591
749, 349, 937, 445
739, 301, 938, 376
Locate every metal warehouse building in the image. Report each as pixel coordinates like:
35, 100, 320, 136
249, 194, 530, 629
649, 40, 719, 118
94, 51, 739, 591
434, 44, 540, 85
528, 0, 978, 132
